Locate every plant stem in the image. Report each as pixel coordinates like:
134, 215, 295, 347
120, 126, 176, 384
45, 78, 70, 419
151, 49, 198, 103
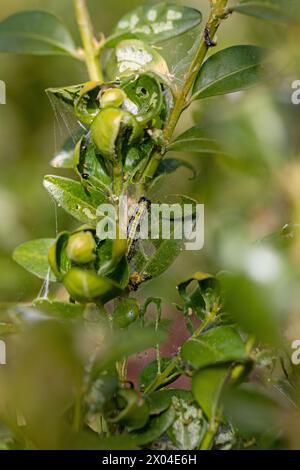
141, 0, 229, 182
73, 0, 104, 82
144, 300, 220, 394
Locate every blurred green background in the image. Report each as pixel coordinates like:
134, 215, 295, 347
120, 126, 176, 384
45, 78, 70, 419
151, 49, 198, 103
0, 0, 299, 307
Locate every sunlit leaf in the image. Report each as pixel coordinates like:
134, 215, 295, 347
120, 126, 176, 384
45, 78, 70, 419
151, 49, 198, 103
192, 46, 266, 101
43, 176, 108, 226
105, 3, 202, 47
0, 11, 77, 56
13, 238, 55, 281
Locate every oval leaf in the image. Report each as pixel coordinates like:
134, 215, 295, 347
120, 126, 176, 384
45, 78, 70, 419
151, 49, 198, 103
106, 3, 202, 47
0, 10, 77, 56
43, 175, 108, 226
13, 238, 56, 281
181, 325, 247, 369
192, 45, 266, 101
168, 126, 227, 156
192, 366, 229, 420
130, 406, 175, 446
232, 0, 300, 23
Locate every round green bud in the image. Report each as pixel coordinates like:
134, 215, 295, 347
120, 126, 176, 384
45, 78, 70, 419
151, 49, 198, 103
113, 298, 139, 329
66, 231, 96, 264
100, 88, 126, 109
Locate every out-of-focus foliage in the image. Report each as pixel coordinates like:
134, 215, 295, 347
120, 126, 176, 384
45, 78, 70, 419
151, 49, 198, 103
1, 0, 300, 451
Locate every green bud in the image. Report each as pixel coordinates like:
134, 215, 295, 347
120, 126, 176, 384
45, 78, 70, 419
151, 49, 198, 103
67, 231, 96, 264
63, 268, 121, 303
100, 88, 126, 108
113, 298, 139, 329
91, 107, 141, 161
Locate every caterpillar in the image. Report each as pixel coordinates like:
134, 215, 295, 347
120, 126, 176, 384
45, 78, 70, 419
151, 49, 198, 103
127, 197, 151, 262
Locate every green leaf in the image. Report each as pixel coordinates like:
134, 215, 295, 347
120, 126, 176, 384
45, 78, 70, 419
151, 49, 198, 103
130, 406, 175, 446
33, 299, 85, 319
106, 3, 202, 47
50, 133, 84, 169
154, 158, 196, 180
177, 272, 218, 320
106, 39, 169, 80
168, 396, 206, 450
192, 366, 229, 420
43, 176, 108, 226
0, 10, 77, 56
167, 126, 228, 156
139, 358, 180, 391
13, 238, 56, 281
181, 325, 247, 369
232, 0, 300, 23
145, 390, 193, 416
192, 46, 266, 101
141, 196, 198, 278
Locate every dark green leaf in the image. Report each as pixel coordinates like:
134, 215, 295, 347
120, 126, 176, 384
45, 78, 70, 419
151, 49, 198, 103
154, 158, 196, 180
232, 0, 300, 23
0, 11, 77, 56
192, 366, 229, 420
43, 176, 108, 226
177, 272, 218, 320
192, 46, 266, 101
106, 3, 202, 46
13, 238, 55, 281
181, 326, 247, 369
130, 406, 175, 446
167, 126, 228, 156
145, 389, 193, 416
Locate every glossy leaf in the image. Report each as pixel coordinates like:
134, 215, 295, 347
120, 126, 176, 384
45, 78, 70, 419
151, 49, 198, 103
232, 0, 299, 23
167, 126, 227, 156
181, 326, 247, 369
43, 176, 108, 226
106, 3, 202, 46
0, 11, 77, 56
130, 406, 175, 446
192, 46, 266, 101
192, 366, 229, 420
13, 238, 56, 281
154, 158, 196, 180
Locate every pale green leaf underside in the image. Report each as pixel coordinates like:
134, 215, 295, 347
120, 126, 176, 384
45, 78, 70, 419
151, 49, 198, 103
13, 238, 55, 281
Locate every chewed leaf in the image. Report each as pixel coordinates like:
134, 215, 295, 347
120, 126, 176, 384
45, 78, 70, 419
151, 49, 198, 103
44, 175, 108, 226
0, 10, 77, 56
106, 40, 169, 81
13, 238, 56, 281
105, 3, 202, 47
192, 46, 267, 101
232, 0, 300, 23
